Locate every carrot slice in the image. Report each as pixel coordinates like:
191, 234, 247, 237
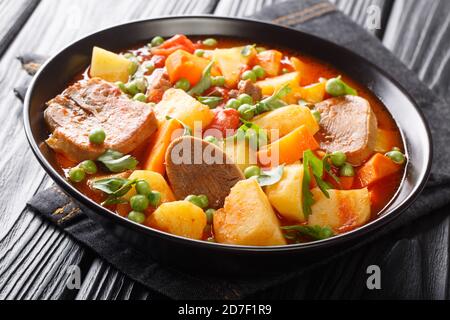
357, 153, 401, 187
257, 125, 319, 167
143, 119, 183, 175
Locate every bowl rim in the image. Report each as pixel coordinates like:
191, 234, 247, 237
23, 15, 433, 253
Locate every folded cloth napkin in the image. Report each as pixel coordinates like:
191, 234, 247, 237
24, 0, 450, 299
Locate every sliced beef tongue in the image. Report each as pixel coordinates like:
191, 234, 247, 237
229, 79, 262, 102
44, 77, 158, 162
315, 95, 378, 166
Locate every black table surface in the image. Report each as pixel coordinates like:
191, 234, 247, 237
0, 0, 449, 300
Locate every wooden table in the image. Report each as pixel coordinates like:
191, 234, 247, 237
0, 0, 449, 300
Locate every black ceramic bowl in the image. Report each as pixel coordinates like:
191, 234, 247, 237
24, 16, 432, 274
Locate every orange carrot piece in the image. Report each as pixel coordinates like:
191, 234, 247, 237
143, 119, 183, 175
257, 50, 282, 76
257, 125, 319, 167
357, 153, 401, 187
165, 49, 211, 86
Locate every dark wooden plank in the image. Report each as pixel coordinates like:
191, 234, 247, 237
0, 0, 40, 58
0, 0, 217, 300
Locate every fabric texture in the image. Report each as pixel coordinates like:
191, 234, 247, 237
25, 0, 450, 299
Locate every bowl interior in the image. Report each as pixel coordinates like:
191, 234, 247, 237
25, 16, 431, 251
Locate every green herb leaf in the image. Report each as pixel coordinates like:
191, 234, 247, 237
234, 119, 268, 149
257, 165, 285, 187
92, 177, 137, 197
241, 44, 255, 57
282, 225, 334, 240
188, 61, 214, 96
165, 115, 192, 136
197, 96, 222, 108
97, 150, 138, 173
256, 84, 291, 113
322, 154, 340, 185
101, 196, 129, 206
302, 150, 332, 217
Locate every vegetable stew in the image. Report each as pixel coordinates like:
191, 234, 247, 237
44, 34, 406, 246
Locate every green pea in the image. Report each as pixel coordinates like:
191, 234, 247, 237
135, 180, 151, 196
123, 52, 135, 59
89, 128, 106, 144
385, 150, 406, 165
185, 195, 203, 208
211, 76, 226, 87
340, 163, 355, 177
133, 93, 147, 102
225, 98, 241, 110
68, 167, 85, 183
128, 211, 146, 224
134, 78, 147, 92
237, 93, 253, 105
195, 49, 205, 57
144, 61, 155, 73
151, 36, 164, 47
326, 77, 357, 96
197, 195, 209, 209
130, 194, 149, 212
252, 65, 266, 79
202, 38, 218, 47
204, 135, 218, 145
241, 70, 257, 82
115, 81, 127, 93
392, 147, 401, 152
238, 104, 255, 120
148, 190, 161, 207
281, 68, 290, 74
311, 110, 321, 123
79, 160, 97, 175
205, 208, 215, 224
175, 78, 191, 91
128, 61, 139, 75
244, 165, 261, 179
330, 151, 347, 167
126, 78, 146, 95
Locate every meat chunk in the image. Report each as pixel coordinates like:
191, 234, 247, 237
145, 68, 172, 103
44, 78, 158, 162
315, 95, 377, 165
229, 79, 262, 102
165, 136, 244, 209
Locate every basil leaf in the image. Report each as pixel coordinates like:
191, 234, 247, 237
257, 165, 284, 187
97, 150, 138, 173
102, 196, 128, 206
258, 84, 291, 111
92, 177, 136, 197
302, 150, 332, 217
165, 115, 192, 136
282, 225, 334, 240
241, 44, 255, 57
197, 96, 222, 108
188, 61, 214, 96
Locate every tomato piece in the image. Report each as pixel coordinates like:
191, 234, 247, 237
151, 34, 195, 56
204, 107, 240, 138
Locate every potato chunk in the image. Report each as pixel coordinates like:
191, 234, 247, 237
213, 47, 256, 88
308, 188, 371, 232
154, 89, 214, 129
265, 162, 305, 222
123, 170, 175, 203
255, 72, 301, 104
252, 105, 319, 141
221, 138, 258, 173
213, 179, 286, 246
90, 47, 132, 83
147, 201, 207, 240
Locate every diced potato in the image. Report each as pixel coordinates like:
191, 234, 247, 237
252, 105, 319, 141
147, 201, 207, 240
123, 170, 175, 203
255, 72, 301, 104
265, 162, 305, 222
90, 46, 132, 83
374, 128, 400, 153
213, 46, 256, 87
154, 88, 214, 129
213, 179, 286, 246
299, 81, 326, 103
308, 188, 371, 232
221, 138, 258, 173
